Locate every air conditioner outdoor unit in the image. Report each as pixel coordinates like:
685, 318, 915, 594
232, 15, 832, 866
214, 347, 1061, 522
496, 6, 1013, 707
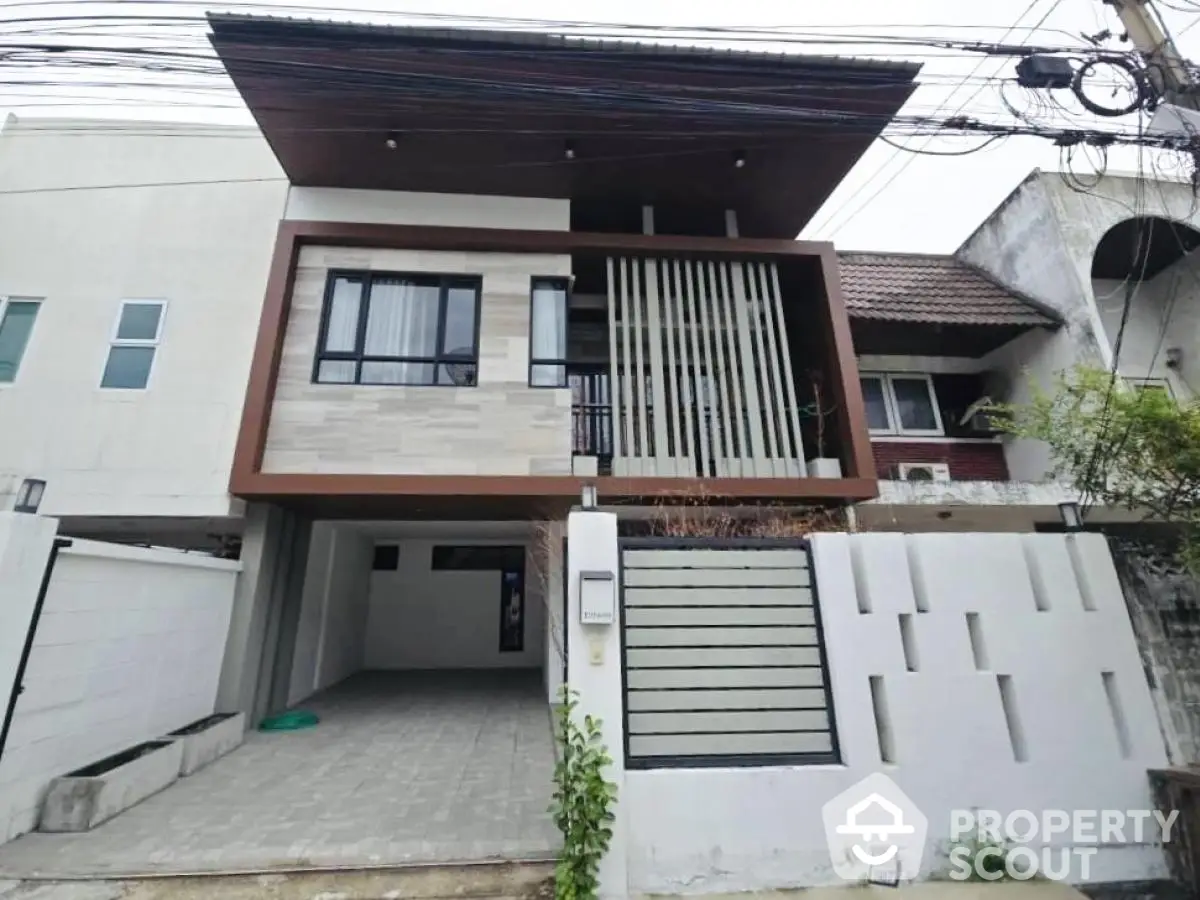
896, 462, 952, 483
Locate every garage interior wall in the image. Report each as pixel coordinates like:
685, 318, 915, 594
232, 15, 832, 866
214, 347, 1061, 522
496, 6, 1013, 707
364, 539, 545, 671
286, 523, 373, 705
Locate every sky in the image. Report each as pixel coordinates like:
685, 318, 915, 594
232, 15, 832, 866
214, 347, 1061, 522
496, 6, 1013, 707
4, 0, 1200, 254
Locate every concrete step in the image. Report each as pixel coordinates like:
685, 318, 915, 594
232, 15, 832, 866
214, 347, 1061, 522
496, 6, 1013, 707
0, 860, 556, 900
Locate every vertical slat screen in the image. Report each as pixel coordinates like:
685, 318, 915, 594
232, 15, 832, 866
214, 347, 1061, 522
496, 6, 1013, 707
729, 261, 767, 475
643, 259, 670, 475
605, 257, 625, 462
669, 260, 694, 476
768, 263, 806, 468
704, 262, 736, 475
603, 254, 809, 479
629, 260, 650, 464
621, 541, 839, 767
754, 262, 796, 471
617, 257, 635, 474
682, 260, 711, 479
695, 262, 725, 470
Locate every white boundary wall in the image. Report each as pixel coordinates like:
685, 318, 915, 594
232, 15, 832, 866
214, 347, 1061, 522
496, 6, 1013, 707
565, 515, 1170, 897
0, 513, 240, 842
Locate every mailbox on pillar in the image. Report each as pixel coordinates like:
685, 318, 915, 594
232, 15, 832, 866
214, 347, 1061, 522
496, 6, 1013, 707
579, 570, 615, 625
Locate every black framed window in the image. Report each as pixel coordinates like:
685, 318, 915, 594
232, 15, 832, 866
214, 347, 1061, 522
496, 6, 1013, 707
314, 270, 481, 387
529, 277, 569, 387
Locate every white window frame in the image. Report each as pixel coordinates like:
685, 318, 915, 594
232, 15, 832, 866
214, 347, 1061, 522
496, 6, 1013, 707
0, 296, 42, 385
101, 299, 167, 390
861, 372, 945, 437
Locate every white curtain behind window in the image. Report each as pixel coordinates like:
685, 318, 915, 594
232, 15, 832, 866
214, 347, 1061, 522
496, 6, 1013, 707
323, 278, 362, 352
531, 283, 566, 360
364, 279, 439, 358
531, 282, 567, 386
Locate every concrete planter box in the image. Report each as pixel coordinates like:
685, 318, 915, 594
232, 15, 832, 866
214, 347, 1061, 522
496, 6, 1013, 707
40, 739, 183, 832
170, 712, 245, 776
807, 457, 843, 478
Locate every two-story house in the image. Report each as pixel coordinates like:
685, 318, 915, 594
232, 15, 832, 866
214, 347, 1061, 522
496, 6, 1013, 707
0, 16, 920, 756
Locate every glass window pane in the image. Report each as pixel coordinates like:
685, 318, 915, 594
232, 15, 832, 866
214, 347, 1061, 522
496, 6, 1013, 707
861, 377, 891, 431
438, 362, 478, 386
361, 360, 435, 385
892, 377, 939, 431
323, 278, 362, 353
530, 281, 567, 361
0, 301, 39, 383
101, 345, 155, 389
442, 285, 479, 355
364, 280, 439, 357
316, 359, 356, 383
531, 363, 566, 387
116, 303, 163, 341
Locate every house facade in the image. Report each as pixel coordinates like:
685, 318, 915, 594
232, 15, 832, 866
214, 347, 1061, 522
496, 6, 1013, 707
0, 17, 1189, 889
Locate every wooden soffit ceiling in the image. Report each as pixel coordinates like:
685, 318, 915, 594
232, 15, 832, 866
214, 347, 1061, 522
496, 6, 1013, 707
208, 15, 920, 238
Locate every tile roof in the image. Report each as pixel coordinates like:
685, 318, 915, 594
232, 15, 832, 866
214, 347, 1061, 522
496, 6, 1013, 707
838, 252, 1059, 327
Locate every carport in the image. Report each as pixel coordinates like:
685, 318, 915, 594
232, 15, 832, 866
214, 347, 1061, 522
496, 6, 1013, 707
0, 519, 565, 877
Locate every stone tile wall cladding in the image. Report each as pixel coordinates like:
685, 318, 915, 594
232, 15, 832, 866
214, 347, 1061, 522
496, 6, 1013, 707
262, 247, 574, 476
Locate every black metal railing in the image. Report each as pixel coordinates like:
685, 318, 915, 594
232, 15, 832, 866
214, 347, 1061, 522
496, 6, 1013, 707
569, 365, 614, 473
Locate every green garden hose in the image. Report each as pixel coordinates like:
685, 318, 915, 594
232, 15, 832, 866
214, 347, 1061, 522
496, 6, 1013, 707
258, 710, 319, 731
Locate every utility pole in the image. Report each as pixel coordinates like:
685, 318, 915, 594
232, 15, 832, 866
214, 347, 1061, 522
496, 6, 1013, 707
1102, 0, 1198, 109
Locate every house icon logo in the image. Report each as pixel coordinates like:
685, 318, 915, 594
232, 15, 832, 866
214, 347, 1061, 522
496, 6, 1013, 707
821, 773, 928, 882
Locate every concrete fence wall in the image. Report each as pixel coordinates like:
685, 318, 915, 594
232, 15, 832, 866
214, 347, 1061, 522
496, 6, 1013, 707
565, 515, 1170, 897
0, 512, 241, 842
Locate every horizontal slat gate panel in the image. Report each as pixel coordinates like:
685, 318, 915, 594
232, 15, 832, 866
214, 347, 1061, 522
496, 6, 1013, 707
625, 606, 815, 627
627, 687, 830, 712
624, 549, 809, 569
625, 626, 818, 648
629, 709, 829, 734
627, 646, 823, 668
629, 732, 833, 757
624, 568, 810, 588
625, 587, 812, 607
626, 667, 826, 690
620, 543, 836, 765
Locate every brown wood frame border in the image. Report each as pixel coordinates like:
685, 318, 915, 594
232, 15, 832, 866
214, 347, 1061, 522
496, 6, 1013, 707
229, 220, 878, 503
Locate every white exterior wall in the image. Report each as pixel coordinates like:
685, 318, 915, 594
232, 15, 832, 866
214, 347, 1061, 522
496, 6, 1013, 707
0, 117, 288, 518
286, 523, 373, 704
364, 538, 545, 671
566, 516, 1169, 896
285, 186, 570, 231
0, 524, 240, 842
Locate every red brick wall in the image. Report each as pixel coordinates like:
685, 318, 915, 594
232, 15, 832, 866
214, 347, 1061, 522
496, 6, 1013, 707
871, 441, 1009, 481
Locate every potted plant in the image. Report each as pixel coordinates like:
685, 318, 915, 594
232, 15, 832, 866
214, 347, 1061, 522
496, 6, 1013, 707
804, 370, 842, 478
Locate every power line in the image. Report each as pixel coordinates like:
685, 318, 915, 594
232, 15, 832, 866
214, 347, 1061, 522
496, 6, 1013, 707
809, 0, 1062, 240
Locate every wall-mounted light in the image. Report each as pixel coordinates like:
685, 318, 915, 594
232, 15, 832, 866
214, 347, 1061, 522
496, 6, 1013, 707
13, 478, 46, 514
581, 483, 598, 509
733, 150, 747, 169
1058, 501, 1084, 532
564, 141, 576, 160
384, 132, 400, 150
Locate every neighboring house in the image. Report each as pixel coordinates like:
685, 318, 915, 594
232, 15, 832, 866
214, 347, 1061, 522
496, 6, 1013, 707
0, 114, 288, 546
845, 170, 1200, 532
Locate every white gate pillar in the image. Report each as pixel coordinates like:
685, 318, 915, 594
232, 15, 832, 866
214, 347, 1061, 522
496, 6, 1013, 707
565, 509, 628, 900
